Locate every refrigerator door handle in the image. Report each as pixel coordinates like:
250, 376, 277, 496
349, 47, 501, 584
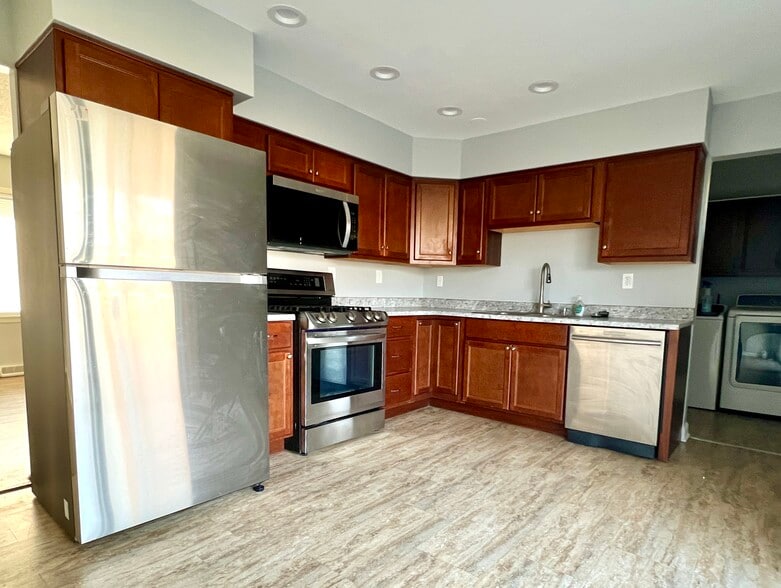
62, 265, 267, 285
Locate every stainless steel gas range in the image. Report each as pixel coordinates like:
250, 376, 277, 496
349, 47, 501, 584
268, 269, 387, 454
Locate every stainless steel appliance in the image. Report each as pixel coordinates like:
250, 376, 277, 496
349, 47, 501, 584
687, 305, 726, 410
720, 295, 781, 416
268, 269, 386, 454
565, 326, 666, 459
11, 93, 269, 543
266, 176, 358, 255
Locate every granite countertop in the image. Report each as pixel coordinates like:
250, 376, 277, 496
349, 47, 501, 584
380, 307, 692, 331
268, 313, 296, 322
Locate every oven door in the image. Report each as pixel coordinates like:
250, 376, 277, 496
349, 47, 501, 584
303, 328, 386, 427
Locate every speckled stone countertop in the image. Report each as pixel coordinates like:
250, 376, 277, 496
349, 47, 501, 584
333, 297, 693, 331
268, 313, 296, 322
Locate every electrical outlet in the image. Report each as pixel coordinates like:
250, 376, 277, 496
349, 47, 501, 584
63, 498, 70, 520
436, 275, 444, 287
622, 273, 634, 289
375, 270, 383, 284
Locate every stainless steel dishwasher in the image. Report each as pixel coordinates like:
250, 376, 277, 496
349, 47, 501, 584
565, 326, 666, 459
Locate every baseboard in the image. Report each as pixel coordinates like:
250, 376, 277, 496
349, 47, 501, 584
386, 397, 430, 419
269, 437, 286, 454
431, 398, 566, 437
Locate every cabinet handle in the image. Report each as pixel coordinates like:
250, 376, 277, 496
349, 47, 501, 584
602, 244, 607, 250
286, 353, 293, 359
390, 388, 401, 393
268, 334, 278, 339
511, 346, 516, 351
391, 354, 401, 359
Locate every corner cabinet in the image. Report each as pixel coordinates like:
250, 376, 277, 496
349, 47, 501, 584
457, 179, 502, 266
17, 26, 233, 139
412, 180, 458, 264
599, 145, 705, 263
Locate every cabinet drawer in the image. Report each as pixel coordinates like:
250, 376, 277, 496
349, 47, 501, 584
465, 319, 568, 347
386, 337, 414, 375
267, 321, 293, 351
387, 316, 416, 338
385, 372, 413, 408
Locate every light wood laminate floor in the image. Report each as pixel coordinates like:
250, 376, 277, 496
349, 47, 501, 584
0, 376, 30, 491
1, 407, 779, 587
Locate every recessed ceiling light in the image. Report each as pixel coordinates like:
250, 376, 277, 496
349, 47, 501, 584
369, 66, 400, 81
470, 116, 487, 122
437, 106, 463, 117
267, 5, 307, 27
528, 81, 559, 94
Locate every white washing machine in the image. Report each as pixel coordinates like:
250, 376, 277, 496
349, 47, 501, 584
720, 295, 781, 416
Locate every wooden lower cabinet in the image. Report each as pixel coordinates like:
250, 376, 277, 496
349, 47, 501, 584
508, 345, 566, 421
463, 340, 510, 409
414, 319, 434, 396
384, 317, 421, 415
386, 372, 413, 408
267, 322, 294, 452
432, 319, 463, 399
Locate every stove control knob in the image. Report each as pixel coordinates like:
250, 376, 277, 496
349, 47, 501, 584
363, 311, 374, 321
346, 311, 357, 322
373, 311, 385, 321
315, 311, 327, 323
327, 311, 338, 323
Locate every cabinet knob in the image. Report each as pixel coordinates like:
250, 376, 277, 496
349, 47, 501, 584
315, 171, 320, 176
308, 169, 313, 174
529, 210, 533, 215
506, 345, 510, 350
286, 353, 293, 359
476, 249, 481, 254
448, 249, 452, 255
536, 210, 541, 214
511, 346, 516, 351
602, 244, 607, 250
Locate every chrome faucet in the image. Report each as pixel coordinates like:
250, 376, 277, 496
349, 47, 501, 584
535, 263, 552, 314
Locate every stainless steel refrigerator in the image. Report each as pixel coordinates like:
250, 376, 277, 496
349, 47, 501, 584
11, 93, 269, 543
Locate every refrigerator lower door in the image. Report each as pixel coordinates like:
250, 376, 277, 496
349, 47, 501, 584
63, 274, 268, 543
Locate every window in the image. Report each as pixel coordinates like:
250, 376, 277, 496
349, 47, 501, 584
0, 196, 20, 313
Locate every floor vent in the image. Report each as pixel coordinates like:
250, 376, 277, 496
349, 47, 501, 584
0, 364, 24, 377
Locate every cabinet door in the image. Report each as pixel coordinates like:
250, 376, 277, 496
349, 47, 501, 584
159, 72, 232, 139
487, 173, 537, 229
353, 164, 386, 257
232, 116, 269, 152
313, 148, 354, 192
384, 173, 413, 260
536, 164, 594, 223
62, 36, 158, 119
741, 197, 781, 276
267, 134, 314, 182
599, 146, 703, 262
268, 350, 293, 444
458, 179, 488, 264
414, 319, 434, 396
509, 345, 566, 422
433, 319, 462, 399
463, 340, 510, 409
412, 180, 458, 263
386, 372, 413, 409
701, 201, 746, 276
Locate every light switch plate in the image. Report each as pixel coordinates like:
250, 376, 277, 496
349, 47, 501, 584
375, 270, 383, 284
436, 275, 444, 287
622, 273, 634, 289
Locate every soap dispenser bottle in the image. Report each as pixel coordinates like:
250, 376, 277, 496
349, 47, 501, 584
573, 296, 585, 317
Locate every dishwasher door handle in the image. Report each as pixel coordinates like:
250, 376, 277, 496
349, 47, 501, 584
570, 335, 663, 347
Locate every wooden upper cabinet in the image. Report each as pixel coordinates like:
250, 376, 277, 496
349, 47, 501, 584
458, 179, 501, 266
232, 116, 269, 152
354, 164, 386, 257
599, 145, 704, 262
61, 35, 159, 119
487, 172, 537, 228
384, 173, 413, 260
508, 345, 566, 422
463, 340, 510, 410
536, 163, 599, 224
433, 319, 463, 400
412, 180, 458, 264
267, 133, 314, 182
312, 148, 353, 192
159, 72, 232, 139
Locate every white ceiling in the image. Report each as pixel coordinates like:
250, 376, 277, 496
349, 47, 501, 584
0, 72, 12, 156
199, 1, 781, 139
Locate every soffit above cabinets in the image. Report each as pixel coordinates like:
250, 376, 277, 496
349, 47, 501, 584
194, 1, 781, 140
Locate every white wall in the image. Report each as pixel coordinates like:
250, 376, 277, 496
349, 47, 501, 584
5, 0, 254, 99
236, 67, 413, 175
422, 227, 704, 308
412, 138, 462, 178
267, 251, 425, 298
461, 89, 711, 178
709, 91, 781, 160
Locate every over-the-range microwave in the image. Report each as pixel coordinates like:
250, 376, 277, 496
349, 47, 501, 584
266, 175, 358, 255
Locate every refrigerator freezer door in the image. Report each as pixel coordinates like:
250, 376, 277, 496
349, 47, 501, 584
52, 93, 266, 274
63, 275, 268, 543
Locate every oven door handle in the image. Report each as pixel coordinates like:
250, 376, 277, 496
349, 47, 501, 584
306, 333, 387, 348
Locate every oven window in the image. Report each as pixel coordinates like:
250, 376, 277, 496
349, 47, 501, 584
735, 321, 781, 387
310, 342, 383, 403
